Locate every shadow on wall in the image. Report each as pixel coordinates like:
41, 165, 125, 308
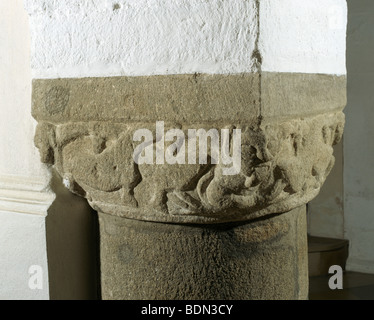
343, 0, 374, 273
46, 169, 100, 300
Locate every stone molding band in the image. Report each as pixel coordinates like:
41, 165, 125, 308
0, 174, 55, 216
32, 72, 346, 123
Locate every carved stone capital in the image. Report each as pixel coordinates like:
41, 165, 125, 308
32, 73, 345, 224
34, 112, 344, 224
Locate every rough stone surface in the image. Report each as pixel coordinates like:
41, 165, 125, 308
98, 205, 308, 300
34, 116, 344, 223
31, 72, 345, 300
32, 73, 346, 123
261, 72, 347, 121
32, 73, 261, 124
33, 73, 345, 224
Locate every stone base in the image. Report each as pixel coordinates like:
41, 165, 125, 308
98, 206, 308, 300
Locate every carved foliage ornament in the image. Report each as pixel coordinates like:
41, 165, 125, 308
35, 111, 344, 224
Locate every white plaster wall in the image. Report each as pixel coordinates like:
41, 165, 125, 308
0, 0, 100, 300
25, 0, 346, 79
0, 1, 50, 180
0, 211, 49, 299
310, 0, 374, 275
24, 0, 258, 79
0, 0, 50, 299
259, 0, 347, 75
344, 0, 374, 274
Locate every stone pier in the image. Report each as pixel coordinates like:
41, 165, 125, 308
28, 0, 347, 300
32, 72, 345, 299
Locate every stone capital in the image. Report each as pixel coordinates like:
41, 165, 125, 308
33, 73, 345, 224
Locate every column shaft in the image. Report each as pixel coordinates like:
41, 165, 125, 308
99, 206, 308, 300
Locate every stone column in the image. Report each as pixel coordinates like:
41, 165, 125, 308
28, 1, 347, 299
32, 73, 345, 300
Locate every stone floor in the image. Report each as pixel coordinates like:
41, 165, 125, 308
309, 272, 374, 300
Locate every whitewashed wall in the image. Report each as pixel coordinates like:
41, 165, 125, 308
25, 0, 347, 79
259, 0, 347, 75
309, 0, 374, 275
0, 0, 98, 300
0, 0, 51, 300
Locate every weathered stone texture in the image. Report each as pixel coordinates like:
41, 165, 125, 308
33, 73, 345, 224
261, 72, 347, 121
32, 73, 346, 123
32, 74, 261, 124
99, 205, 308, 300
32, 72, 345, 300
34, 112, 344, 224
